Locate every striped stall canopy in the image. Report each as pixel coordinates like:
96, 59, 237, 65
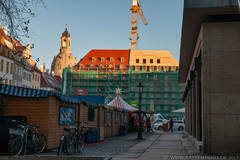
0, 84, 81, 104
108, 95, 138, 112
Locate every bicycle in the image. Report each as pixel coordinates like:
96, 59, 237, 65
8, 121, 47, 155
57, 121, 87, 155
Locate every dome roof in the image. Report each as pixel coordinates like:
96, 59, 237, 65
62, 24, 70, 37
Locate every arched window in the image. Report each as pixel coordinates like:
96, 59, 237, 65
63, 39, 67, 47
121, 57, 125, 62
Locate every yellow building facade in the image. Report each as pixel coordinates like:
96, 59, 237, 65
129, 50, 179, 72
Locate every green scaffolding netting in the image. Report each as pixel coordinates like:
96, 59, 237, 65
62, 68, 185, 117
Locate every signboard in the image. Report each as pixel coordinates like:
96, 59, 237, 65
59, 106, 76, 125
74, 88, 88, 95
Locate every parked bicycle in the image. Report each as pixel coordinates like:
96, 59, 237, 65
8, 121, 47, 156
57, 121, 87, 155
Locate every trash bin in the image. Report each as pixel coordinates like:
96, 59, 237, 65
162, 119, 168, 132
119, 125, 126, 136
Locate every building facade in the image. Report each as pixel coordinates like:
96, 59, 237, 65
179, 0, 240, 154
0, 25, 40, 88
63, 49, 184, 117
51, 26, 77, 77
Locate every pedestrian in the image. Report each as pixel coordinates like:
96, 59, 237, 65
146, 117, 154, 133
169, 117, 173, 133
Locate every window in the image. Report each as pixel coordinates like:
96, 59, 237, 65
168, 66, 171, 72
120, 57, 124, 62
88, 108, 95, 121
136, 59, 139, 63
176, 66, 179, 71
147, 66, 150, 71
143, 59, 146, 64
154, 66, 157, 71
120, 65, 124, 70
115, 112, 121, 124
101, 57, 104, 62
0, 60, 3, 72
140, 66, 142, 71
110, 57, 114, 62
150, 59, 153, 63
92, 57, 96, 62
115, 65, 120, 70
132, 66, 135, 71
6, 61, 9, 73
157, 59, 160, 63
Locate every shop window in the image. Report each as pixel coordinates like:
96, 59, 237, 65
143, 59, 146, 64
150, 59, 153, 63
88, 108, 95, 121
136, 59, 139, 63
157, 59, 160, 63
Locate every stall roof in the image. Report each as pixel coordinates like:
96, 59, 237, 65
0, 84, 80, 104
108, 95, 138, 112
72, 95, 105, 104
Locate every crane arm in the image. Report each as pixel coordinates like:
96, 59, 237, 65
139, 6, 147, 25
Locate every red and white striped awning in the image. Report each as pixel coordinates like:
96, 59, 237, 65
108, 95, 138, 112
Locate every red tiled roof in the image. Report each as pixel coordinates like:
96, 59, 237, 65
0, 28, 24, 52
76, 49, 130, 71
0, 28, 12, 43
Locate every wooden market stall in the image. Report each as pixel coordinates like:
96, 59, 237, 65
0, 84, 99, 149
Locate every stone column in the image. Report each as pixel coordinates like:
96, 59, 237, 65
192, 77, 196, 138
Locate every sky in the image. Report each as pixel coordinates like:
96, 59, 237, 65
26, 0, 184, 69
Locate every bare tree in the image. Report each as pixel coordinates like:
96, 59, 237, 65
0, 0, 45, 40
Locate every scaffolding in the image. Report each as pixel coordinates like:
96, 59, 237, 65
62, 68, 185, 117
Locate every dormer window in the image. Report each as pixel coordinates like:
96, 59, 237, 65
110, 57, 114, 62
101, 57, 105, 62
92, 57, 96, 62
120, 57, 124, 62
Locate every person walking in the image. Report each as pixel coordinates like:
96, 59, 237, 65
169, 117, 173, 133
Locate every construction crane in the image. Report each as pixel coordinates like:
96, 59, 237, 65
130, 0, 148, 50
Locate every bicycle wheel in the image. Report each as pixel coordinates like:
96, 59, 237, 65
77, 139, 84, 154
34, 133, 47, 154
57, 140, 64, 155
65, 134, 75, 155
8, 135, 23, 156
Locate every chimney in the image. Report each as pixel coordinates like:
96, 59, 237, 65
2, 26, 7, 35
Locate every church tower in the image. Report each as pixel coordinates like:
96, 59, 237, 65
51, 25, 77, 77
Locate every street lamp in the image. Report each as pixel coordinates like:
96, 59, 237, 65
137, 82, 144, 139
